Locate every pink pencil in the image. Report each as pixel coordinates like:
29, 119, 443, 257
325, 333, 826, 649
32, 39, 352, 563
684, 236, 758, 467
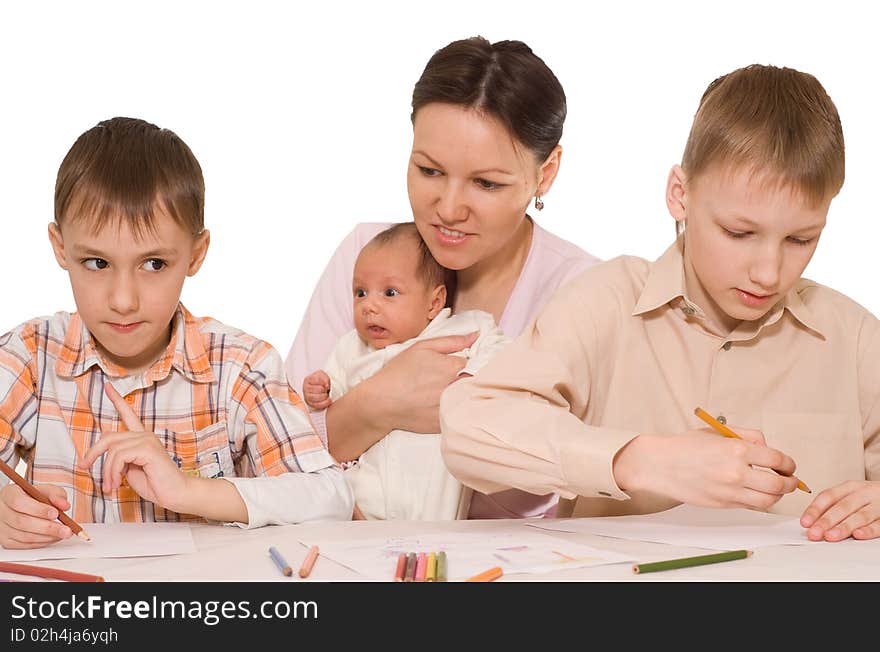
415, 552, 427, 582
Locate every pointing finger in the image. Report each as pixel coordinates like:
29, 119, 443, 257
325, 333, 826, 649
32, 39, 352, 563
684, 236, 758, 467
104, 383, 145, 432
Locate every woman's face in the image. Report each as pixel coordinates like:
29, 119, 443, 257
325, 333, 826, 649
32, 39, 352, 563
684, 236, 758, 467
407, 103, 544, 271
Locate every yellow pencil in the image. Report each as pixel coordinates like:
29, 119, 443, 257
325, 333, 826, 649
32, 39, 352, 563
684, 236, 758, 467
694, 407, 811, 493
425, 552, 437, 582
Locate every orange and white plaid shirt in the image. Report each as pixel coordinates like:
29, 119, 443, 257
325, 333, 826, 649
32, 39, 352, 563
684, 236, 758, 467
0, 304, 336, 523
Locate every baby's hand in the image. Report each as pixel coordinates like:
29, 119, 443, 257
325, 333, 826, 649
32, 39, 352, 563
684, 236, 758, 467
303, 370, 332, 410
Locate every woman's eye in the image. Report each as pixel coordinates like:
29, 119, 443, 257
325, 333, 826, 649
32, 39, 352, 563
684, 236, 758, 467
141, 258, 166, 272
418, 166, 441, 177
722, 228, 749, 239
787, 236, 814, 247
475, 178, 500, 190
384, 288, 400, 297
82, 258, 109, 271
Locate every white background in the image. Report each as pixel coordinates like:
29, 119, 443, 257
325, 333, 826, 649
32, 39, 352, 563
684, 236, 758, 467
1, 1, 877, 356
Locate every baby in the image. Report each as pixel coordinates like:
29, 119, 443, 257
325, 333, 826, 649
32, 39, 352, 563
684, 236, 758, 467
302, 222, 509, 520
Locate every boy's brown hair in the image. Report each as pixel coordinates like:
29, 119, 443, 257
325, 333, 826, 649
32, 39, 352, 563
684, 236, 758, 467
681, 64, 845, 205
54, 117, 204, 236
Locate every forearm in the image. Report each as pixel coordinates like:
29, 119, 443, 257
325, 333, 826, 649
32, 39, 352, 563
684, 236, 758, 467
326, 378, 397, 462
440, 378, 639, 500
222, 467, 354, 528
177, 477, 249, 523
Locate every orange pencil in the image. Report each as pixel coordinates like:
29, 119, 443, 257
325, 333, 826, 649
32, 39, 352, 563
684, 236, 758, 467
465, 566, 503, 582
0, 458, 90, 541
694, 407, 811, 493
298, 545, 320, 578
0, 561, 104, 582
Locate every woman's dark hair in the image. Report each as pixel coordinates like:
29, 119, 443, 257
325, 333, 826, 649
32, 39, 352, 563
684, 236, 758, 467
411, 36, 566, 161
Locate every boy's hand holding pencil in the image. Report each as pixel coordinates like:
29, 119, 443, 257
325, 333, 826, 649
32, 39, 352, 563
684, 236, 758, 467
0, 468, 82, 550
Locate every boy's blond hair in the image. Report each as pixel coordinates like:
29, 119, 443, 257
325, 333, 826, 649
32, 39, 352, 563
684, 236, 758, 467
54, 117, 204, 237
682, 64, 844, 205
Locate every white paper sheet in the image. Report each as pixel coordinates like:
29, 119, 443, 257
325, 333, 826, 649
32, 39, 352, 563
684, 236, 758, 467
306, 529, 633, 580
526, 504, 814, 550
1, 523, 197, 562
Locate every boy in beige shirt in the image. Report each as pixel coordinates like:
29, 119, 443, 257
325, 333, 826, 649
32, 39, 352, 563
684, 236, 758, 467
441, 64, 880, 543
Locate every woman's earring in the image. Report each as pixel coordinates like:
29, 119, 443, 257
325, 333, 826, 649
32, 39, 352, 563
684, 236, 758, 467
534, 195, 544, 211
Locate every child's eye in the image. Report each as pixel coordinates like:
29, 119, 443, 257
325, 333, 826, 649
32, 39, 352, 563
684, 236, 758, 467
354, 288, 367, 298
82, 258, 109, 271
474, 178, 501, 190
384, 288, 400, 297
722, 227, 750, 239
141, 258, 166, 272
787, 236, 814, 247
418, 166, 441, 177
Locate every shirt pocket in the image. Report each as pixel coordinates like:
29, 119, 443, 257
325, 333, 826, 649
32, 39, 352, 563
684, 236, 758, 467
762, 411, 864, 513
157, 421, 235, 480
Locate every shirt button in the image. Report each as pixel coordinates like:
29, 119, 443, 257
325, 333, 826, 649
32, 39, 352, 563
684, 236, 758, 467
682, 306, 696, 316
722, 341, 732, 351
717, 415, 727, 425
125, 395, 135, 405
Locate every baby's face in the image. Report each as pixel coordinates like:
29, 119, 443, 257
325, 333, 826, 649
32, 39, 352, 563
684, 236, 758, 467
352, 240, 442, 349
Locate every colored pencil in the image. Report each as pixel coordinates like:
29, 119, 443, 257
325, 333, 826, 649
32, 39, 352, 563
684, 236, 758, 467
415, 552, 427, 582
436, 551, 447, 582
465, 566, 503, 582
268, 546, 292, 577
633, 549, 752, 574
0, 561, 104, 583
0, 458, 90, 541
425, 552, 437, 582
404, 552, 417, 582
298, 545, 320, 578
393, 552, 408, 581
694, 407, 811, 493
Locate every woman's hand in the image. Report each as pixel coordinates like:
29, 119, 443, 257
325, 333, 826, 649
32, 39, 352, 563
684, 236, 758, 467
800, 480, 880, 541
613, 426, 799, 510
326, 331, 478, 461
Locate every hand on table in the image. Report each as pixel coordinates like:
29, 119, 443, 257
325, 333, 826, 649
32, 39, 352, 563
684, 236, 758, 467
801, 480, 880, 541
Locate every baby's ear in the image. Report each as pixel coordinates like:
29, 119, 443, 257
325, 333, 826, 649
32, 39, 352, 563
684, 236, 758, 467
428, 284, 447, 319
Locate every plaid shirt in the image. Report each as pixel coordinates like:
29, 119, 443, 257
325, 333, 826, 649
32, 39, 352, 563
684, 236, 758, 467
0, 304, 334, 523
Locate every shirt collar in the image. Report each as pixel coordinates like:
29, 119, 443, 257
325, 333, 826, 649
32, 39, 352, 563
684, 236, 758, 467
55, 304, 216, 383
632, 237, 825, 338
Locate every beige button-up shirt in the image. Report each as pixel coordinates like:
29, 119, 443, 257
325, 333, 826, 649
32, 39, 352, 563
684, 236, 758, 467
440, 239, 880, 517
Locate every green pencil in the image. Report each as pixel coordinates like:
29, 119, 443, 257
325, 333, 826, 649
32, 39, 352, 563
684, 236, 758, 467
632, 549, 752, 574
436, 551, 448, 582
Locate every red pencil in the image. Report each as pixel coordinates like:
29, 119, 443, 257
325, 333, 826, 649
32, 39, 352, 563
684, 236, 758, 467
393, 552, 407, 582
0, 561, 104, 583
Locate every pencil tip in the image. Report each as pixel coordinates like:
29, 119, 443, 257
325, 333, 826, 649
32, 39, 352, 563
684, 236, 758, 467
78, 531, 91, 542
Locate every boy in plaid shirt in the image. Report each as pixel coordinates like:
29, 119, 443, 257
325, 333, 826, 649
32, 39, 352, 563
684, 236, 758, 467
0, 117, 352, 549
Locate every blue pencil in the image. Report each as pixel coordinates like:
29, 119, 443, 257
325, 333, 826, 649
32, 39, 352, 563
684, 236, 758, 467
269, 546, 293, 577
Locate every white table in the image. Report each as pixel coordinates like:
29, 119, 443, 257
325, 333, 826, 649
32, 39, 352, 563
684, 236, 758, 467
5, 517, 878, 582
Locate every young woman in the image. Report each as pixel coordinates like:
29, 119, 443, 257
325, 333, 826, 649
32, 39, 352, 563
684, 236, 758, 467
286, 37, 599, 519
